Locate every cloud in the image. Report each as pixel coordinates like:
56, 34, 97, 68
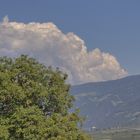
0, 17, 127, 84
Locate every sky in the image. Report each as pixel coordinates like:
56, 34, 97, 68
0, 0, 139, 84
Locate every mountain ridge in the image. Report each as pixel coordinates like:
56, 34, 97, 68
70, 75, 140, 130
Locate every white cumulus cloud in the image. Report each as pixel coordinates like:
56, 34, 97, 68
0, 17, 127, 84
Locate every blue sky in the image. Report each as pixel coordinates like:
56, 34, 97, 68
0, 0, 140, 76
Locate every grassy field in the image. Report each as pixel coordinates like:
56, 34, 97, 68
90, 128, 140, 140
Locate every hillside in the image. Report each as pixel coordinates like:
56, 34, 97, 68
71, 75, 140, 130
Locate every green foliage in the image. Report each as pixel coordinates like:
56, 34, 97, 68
0, 117, 9, 139
0, 55, 90, 140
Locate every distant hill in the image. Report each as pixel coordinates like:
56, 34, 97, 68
70, 75, 140, 130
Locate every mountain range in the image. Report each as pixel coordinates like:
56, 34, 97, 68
70, 75, 140, 130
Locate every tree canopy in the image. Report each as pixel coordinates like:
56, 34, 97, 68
0, 55, 90, 140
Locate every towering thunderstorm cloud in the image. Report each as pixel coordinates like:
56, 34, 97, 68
0, 17, 127, 84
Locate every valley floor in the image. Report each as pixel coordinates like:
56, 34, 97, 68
90, 128, 140, 140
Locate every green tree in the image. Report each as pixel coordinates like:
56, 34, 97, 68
0, 55, 90, 140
